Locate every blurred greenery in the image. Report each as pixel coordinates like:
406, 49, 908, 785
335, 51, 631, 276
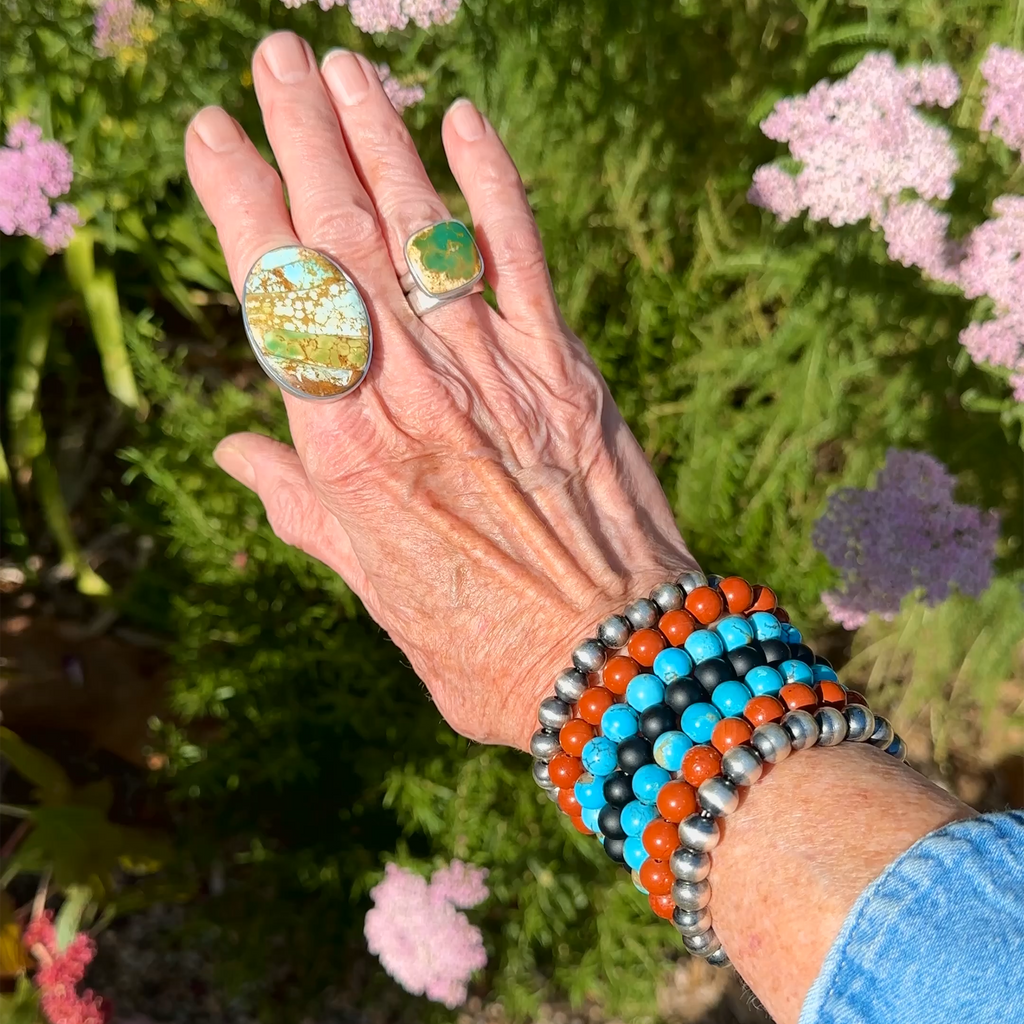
1, 0, 1022, 1020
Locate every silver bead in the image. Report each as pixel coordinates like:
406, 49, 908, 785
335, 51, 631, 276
670, 847, 710, 882
545, 786, 560, 802
869, 715, 894, 749
750, 722, 792, 764
532, 759, 556, 790
683, 928, 721, 957
815, 706, 848, 746
572, 638, 606, 674
529, 729, 561, 762
721, 745, 763, 787
705, 946, 732, 968
672, 906, 712, 936
555, 668, 588, 704
677, 813, 720, 852
783, 709, 820, 751
886, 735, 908, 761
538, 697, 571, 731
650, 582, 684, 614
672, 878, 711, 911
698, 777, 739, 818
676, 570, 708, 594
597, 614, 632, 649
844, 703, 876, 742
623, 598, 659, 630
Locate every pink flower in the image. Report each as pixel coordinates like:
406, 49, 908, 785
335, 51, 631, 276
94, 0, 135, 56
980, 44, 1024, 152
959, 313, 1024, 371
748, 164, 803, 222
880, 199, 962, 284
375, 63, 425, 113
278, 0, 461, 31
364, 860, 488, 1008
959, 195, 1024, 314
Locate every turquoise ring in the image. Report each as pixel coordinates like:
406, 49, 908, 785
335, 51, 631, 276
399, 219, 485, 315
242, 245, 372, 400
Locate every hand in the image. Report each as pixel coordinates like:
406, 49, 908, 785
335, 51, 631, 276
186, 32, 696, 750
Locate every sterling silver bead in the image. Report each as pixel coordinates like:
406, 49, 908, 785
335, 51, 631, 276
538, 697, 572, 731
555, 668, 589, 704
545, 786, 559, 802
870, 715, 895, 749
672, 906, 712, 936
532, 759, 556, 790
572, 638, 607, 675
683, 928, 721, 957
597, 614, 632, 649
530, 729, 561, 762
670, 847, 711, 882
844, 704, 876, 742
678, 813, 720, 852
815, 706, 848, 746
886, 735, 908, 761
698, 777, 739, 818
783, 709, 820, 751
676, 570, 708, 594
705, 947, 731, 968
624, 598, 660, 630
650, 582, 684, 613
672, 878, 711, 911
750, 722, 792, 764
721, 745, 763, 787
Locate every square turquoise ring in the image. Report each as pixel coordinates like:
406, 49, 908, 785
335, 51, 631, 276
399, 220, 485, 316
242, 245, 373, 400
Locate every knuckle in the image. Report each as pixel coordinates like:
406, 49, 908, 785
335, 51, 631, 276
304, 201, 380, 254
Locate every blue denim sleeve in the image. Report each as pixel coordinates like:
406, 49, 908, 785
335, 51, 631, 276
799, 810, 1024, 1024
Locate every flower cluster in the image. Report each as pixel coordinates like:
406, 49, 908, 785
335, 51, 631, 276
93, 0, 154, 64
813, 449, 999, 629
24, 911, 109, 1024
279, 0, 461, 33
0, 121, 80, 252
375, 63, 425, 113
980, 44, 1024, 152
364, 860, 488, 1008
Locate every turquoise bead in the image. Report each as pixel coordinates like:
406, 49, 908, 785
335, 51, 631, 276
711, 681, 752, 717
632, 763, 671, 803
623, 835, 648, 870
812, 664, 840, 683
783, 624, 803, 644
653, 730, 692, 772
574, 773, 608, 809
715, 615, 755, 650
750, 611, 783, 641
680, 702, 722, 743
779, 659, 814, 686
631, 869, 649, 894
684, 629, 726, 663
746, 665, 785, 696
601, 703, 640, 742
580, 805, 603, 833
652, 647, 694, 683
582, 736, 618, 776
620, 800, 658, 836
626, 673, 665, 712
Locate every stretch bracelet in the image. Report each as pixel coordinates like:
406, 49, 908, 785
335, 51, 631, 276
529, 571, 905, 968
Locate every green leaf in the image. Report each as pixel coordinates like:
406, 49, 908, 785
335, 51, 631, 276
0, 728, 70, 805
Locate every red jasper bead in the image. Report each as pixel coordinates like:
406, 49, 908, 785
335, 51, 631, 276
719, 576, 754, 614
557, 788, 582, 817
559, 719, 595, 757
659, 609, 698, 647
603, 656, 640, 695
682, 745, 722, 787
815, 681, 847, 709
685, 587, 724, 625
642, 818, 679, 859
548, 754, 583, 788
577, 686, 615, 724
570, 815, 593, 835
744, 695, 785, 727
649, 891, 677, 919
640, 858, 674, 896
628, 628, 668, 667
779, 683, 817, 712
657, 781, 698, 822
712, 716, 754, 753
749, 585, 777, 612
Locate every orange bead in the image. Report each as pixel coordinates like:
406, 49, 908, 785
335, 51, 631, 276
846, 689, 869, 706
775, 606, 791, 624
657, 780, 698, 822
642, 818, 680, 859
628, 628, 668, 667
744, 695, 785, 727
815, 681, 847, 709
749, 585, 777, 612
577, 686, 615, 724
570, 815, 593, 835
548, 753, 583, 788
681, 745, 722, 788
603, 656, 641, 695
557, 788, 582, 817
684, 586, 724, 625
779, 683, 817, 712
640, 858, 674, 896
659, 609, 698, 647
559, 719, 595, 758
712, 716, 753, 753
648, 891, 677, 920
719, 576, 754, 614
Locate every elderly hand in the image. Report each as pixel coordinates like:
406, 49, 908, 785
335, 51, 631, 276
186, 31, 696, 751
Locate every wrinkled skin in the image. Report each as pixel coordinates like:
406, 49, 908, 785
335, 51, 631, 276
186, 33, 696, 750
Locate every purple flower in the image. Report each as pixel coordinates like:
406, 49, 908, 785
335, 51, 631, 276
814, 449, 999, 629
980, 44, 1024, 152
880, 199, 962, 284
364, 860, 488, 1008
375, 63, 425, 113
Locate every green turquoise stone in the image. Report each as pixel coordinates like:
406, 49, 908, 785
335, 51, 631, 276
405, 220, 483, 297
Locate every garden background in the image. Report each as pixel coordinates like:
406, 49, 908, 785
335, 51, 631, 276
1, 0, 1022, 1022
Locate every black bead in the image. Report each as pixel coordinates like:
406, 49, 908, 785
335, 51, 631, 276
790, 643, 815, 666
598, 803, 626, 840
761, 639, 791, 666
641, 703, 678, 741
727, 644, 767, 678
815, 654, 833, 669
706, 574, 726, 589
603, 771, 634, 807
616, 735, 654, 775
693, 658, 735, 691
603, 836, 627, 864
664, 677, 710, 715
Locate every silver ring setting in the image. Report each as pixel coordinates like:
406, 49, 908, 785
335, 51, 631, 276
400, 219, 484, 315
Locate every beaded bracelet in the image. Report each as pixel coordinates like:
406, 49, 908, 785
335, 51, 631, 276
529, 570, 905, 969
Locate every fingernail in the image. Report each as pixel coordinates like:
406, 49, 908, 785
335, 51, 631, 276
191, 107, 243, 153
214, 442, 256, 490
262, 32, 310, 84
448, 98, 485, 141
322, 49, 370, 105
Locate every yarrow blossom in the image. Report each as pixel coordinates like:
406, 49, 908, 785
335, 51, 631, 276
24, 911, 109, 1024
813, 449, 999, 630
375, 63, 425, 113
980, 44, 1024, 152
364, 860, 488, 1008
0, 121, 81, 252
279, 0, 461, 33
93, 0, 153, 63
879, 198, 962, 284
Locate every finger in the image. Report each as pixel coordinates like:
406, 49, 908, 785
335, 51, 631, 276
442, 100, 563, 335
